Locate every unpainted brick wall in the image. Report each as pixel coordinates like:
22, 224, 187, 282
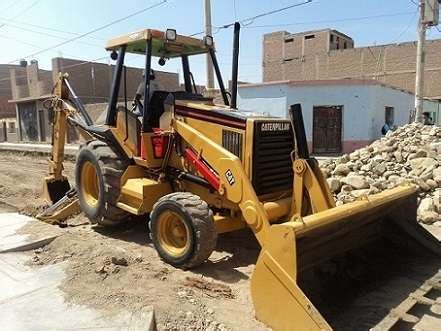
263, 32, 441, 98
0, 64, 24, 118
52, 58, 180, 104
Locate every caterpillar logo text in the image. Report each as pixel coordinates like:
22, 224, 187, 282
260, 122, 290, 132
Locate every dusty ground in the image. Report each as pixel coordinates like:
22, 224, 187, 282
0, 151, 440, 330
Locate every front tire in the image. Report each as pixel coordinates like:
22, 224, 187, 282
149, 192, 217, 269
75, 140, 130, 226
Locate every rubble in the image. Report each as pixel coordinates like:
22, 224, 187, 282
320, 123, 441, 224
111, 256, 129, 266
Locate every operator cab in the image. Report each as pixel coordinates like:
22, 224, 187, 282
104, 28, 230, 134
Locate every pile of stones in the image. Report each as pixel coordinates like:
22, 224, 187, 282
320, 123, 441, 225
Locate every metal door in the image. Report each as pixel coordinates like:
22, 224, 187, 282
313, 106, 342, 154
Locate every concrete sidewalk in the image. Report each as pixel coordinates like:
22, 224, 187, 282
0, 213, 156, 330
0, 142, 79, 156
0, 214, 63, 253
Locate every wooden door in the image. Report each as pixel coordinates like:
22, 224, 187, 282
313, 106, 342, 154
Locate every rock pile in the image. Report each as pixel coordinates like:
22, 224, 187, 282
320, 123, 441, 225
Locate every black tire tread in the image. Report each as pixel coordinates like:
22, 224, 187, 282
79, 140, 129, 226
149, 192, 217, 269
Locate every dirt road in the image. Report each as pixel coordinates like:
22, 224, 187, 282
0, 151, 440, 330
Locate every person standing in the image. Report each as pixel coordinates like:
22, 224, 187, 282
422, 112, 434, 125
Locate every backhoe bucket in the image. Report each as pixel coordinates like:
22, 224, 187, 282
38, 184, 80, 223
43, 175, 71, 204
251, 185, 440, 331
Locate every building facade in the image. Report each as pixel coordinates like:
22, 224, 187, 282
52, 58, 180, 104
7, 58, 180, 142
263, 29, 441, 100
0, 64, 27, 142
238, 79, 440, 155
9, 61, 54, 142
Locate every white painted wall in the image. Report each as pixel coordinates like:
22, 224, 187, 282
423, 99, 441, 125
238, 83, 416, 143
237, 84, 288, 118
371, 86, 413, 139
284, 85, 373, 142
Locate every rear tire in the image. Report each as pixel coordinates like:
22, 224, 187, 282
75, 140, 130, 226
149, 192, 217, 269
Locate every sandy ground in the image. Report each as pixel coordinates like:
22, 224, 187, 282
0, 151, 440, 330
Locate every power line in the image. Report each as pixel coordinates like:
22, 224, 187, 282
0, 0, 41, 29
243, 11, 416, 29
0, 34, 99, 64
390, 10, 418, 43
239, 0, 312, 27
7, 0, 168, 64
0, 0, 25, 12
0, 34, 43, 50
190, 0, 313, 36
4, 23, 103, 49
0, 16, 105, 41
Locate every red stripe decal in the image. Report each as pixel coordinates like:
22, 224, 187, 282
175, 107, 246, 130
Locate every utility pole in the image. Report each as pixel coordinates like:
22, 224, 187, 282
414, 0, 427, 122
204, 0, 215, 91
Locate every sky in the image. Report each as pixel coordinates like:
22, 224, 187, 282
0, 0, 439, 86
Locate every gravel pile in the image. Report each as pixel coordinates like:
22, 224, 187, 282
320, 123, 441, 225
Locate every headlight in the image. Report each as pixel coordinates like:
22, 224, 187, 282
166, 29, 177, 41
204, 35, 214, 47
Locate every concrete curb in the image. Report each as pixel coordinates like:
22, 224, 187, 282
0, 142, 79, 156
0, 236, 59, 254
0, 213, 64, 253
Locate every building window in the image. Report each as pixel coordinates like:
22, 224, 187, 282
305, 34, 315, 40
285, 38, 294, 43
330, 34, 334, 43
385, 106, 395, 125
343, 42, 347, 49
8, 122, 16, 133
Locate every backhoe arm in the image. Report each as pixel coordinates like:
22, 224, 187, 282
43, 74, 73, 203
43, 73, 93, 204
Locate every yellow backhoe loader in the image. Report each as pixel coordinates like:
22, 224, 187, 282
38, 24, 440, 330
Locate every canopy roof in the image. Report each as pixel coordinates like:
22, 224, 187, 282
105, 29, 211, 58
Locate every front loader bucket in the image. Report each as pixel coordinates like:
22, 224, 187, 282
251, 185, 440, 331
43, 175, 71, 204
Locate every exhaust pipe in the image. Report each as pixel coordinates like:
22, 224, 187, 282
230, 22, 240, 109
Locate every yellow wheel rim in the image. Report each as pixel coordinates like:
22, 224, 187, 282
157, 211, 191, 258
81, 161, 99, 207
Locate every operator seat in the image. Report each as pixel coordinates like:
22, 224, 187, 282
147, 91, 170, 128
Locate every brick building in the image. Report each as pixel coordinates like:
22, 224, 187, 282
52, 58, 180, 104
263, 28, 441, 100
0, 64, 27, 141
9, 61, 53, 142
7, 58, 180, 142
